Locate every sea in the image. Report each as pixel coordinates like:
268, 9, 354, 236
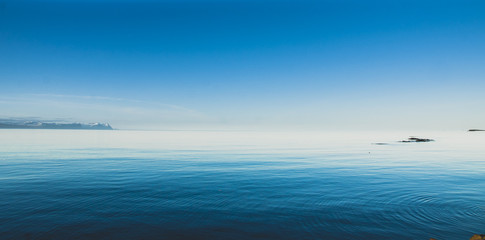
0, 129, 484, 240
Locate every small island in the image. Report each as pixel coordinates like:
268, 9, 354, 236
0, 119, 113, 130
468, 129, 485, 132
400, 137, 434, 143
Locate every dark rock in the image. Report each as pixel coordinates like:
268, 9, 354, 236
400, 137, 434, 143
470, 234, 485, 240
468, 129, 485, 132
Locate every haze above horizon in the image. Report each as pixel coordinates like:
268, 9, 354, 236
1, 0, 484, 130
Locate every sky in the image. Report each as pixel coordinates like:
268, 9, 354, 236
1, 0, 484, 130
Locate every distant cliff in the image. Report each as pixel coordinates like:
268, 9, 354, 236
0, 120, 113, 130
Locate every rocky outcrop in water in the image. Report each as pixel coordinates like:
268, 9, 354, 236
372, 137, 434, 145
470, 234, 485, 240
400, 137, 434, 143
430, 234, 485, 240
468, 129, 485, 132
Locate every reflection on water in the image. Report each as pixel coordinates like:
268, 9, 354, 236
0, 130, 484, 239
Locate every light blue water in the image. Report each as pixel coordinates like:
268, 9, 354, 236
0, 130, 484, 239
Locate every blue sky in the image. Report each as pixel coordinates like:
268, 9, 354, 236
1, 0, 484, 130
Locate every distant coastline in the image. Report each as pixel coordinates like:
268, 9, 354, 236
0, 119, 113, 130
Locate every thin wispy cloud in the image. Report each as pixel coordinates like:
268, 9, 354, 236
28, 93, 200, 113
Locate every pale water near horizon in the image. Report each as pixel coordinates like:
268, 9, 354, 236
1, 130, 484, 239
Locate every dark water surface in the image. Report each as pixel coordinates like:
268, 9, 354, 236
1, 130, 484, 239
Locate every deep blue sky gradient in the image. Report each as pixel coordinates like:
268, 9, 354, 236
1, 0, 484, 129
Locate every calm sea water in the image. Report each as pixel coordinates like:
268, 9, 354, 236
0, 130, 484, 240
